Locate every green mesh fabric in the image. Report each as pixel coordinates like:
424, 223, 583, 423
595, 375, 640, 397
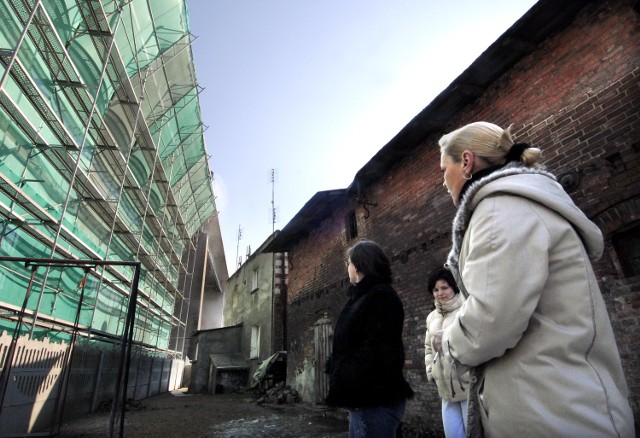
0, 0, 215, 354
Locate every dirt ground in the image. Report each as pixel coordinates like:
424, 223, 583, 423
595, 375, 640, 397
59, 388, 350, 438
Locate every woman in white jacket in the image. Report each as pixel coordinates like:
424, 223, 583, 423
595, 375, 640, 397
424, 267, 469, 438
432, 121, 634, 437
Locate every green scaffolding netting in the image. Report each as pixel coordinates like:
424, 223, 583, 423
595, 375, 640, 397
0, 0, 216, 353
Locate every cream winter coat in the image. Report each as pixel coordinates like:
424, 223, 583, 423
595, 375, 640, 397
443, 164, 634, 438
425, 292, 469, 402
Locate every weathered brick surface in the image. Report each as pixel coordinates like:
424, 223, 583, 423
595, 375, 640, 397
283, 0, 640, 434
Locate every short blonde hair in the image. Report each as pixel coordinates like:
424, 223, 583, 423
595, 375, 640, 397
439, 121, 543, 168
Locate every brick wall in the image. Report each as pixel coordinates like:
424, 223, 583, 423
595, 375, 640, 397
284, 202, 355, 400
283, 0, 640, 433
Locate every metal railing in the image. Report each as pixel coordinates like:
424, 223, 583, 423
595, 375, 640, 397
0, 256, 140, 438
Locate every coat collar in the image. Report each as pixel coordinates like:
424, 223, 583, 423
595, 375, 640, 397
348, 275, 386, 300
435, 291, 465, 314
445, 163, 557, 295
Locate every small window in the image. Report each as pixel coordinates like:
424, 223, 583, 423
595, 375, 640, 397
251, 268, 259, 291
250, 325, 260, 359
613, 223, 640, 277
345, 211, 358, 240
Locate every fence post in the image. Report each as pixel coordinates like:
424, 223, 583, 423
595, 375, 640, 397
146, 358, 154, 398
91, 351, 105, 412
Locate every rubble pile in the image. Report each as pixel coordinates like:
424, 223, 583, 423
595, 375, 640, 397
255, 381, 301, 405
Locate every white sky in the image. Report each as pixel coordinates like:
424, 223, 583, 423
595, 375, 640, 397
186, 0, 538, 275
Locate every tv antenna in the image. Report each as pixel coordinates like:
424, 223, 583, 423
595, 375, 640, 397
235, 225, 242, 268
270, 168, 279, 232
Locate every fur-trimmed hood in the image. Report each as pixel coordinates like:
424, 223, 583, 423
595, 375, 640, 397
446, 163, 604, 292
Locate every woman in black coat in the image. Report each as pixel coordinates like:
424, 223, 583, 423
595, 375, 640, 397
326, 240, 414, 438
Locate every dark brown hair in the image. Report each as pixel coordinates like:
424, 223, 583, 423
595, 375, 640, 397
427, 267, 459, 294
347, 240, 392, 284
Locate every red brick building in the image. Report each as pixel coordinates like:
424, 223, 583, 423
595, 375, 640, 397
265, 0, 639, 433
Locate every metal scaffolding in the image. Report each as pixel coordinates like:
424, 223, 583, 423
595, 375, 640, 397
0, 0, 216, 434
0, 0, 214, 351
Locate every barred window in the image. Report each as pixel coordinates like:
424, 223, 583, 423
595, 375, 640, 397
345, 211, 358, 241
613, 223, 640, 277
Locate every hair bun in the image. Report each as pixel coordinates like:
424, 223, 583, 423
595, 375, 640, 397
505, 142, 531, 162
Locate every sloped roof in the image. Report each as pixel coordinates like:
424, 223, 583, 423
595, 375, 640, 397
265, 0, 594, 252
209, 353, 249, 370
264, 189, 350, 252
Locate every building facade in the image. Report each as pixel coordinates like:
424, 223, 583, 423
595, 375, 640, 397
182, 212, 229, 363
0, 0, 222, 434
188, 233, 288, 395
223, 234, 286, 382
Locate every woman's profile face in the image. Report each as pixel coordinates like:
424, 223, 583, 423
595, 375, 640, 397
432, 279, 455, 303
347, 259, 361, 284
440, 151, 465, 206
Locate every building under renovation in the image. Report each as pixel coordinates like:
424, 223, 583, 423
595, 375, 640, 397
0, 0, 222, 435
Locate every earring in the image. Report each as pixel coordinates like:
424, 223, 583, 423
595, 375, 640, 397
463, 172, 472, 180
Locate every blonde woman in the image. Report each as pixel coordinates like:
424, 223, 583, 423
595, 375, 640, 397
432, 121, 634, 437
